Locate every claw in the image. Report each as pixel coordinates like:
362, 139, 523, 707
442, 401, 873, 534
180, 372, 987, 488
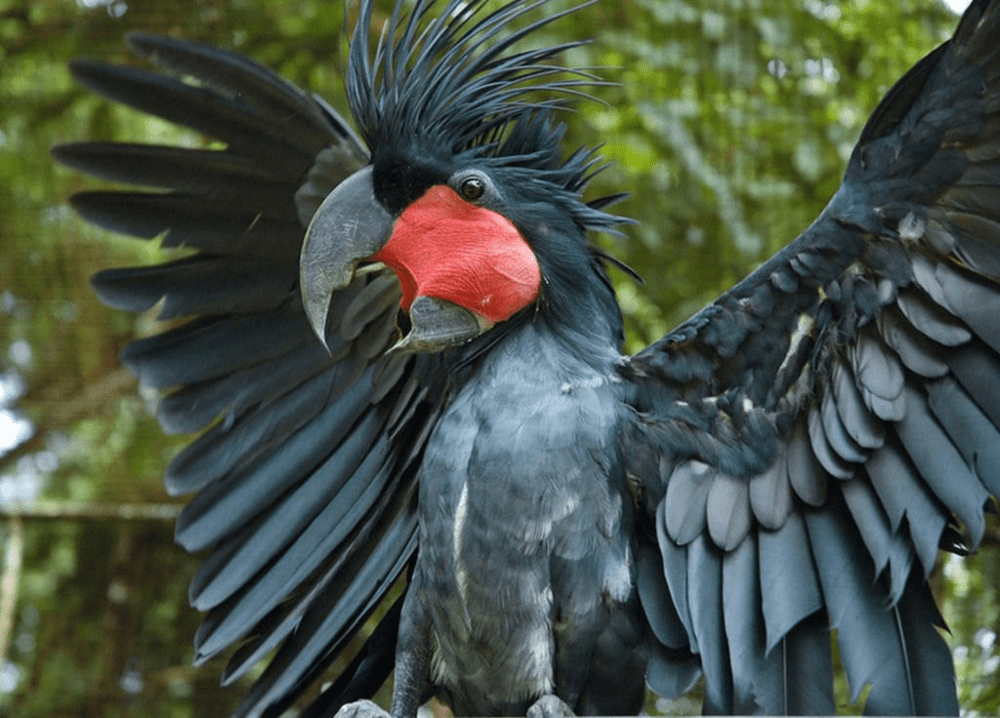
333, 699, 392, 718
526, 694, 575, 718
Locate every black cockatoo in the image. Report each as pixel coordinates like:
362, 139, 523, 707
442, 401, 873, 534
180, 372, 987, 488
53, 0, 1000, 716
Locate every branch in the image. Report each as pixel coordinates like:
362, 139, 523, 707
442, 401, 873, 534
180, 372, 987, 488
0, 517, 24, 669
0, 500, 181, 523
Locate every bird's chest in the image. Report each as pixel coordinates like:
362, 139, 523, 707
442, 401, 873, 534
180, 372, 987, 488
412, 343, 633, 711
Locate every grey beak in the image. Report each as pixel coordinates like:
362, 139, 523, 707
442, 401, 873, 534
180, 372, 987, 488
299, 166, 393, 349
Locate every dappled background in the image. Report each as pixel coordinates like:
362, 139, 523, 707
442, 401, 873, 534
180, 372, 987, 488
1, 0, 997, 715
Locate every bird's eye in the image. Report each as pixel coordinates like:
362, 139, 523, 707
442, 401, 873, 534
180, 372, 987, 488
459, 176, 486, 201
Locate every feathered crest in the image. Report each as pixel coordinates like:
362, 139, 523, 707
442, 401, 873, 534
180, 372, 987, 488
345, 0, 600, 161
345, 0, 629, 237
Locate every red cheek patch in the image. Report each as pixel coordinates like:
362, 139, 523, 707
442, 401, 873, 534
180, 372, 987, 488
372, 185, 541, 323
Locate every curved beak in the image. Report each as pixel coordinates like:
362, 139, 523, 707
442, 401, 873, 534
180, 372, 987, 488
300, 164, 500, 355
300, 166, 393, 348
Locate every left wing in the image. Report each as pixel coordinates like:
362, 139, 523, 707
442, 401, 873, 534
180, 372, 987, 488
621, 1, 999, 713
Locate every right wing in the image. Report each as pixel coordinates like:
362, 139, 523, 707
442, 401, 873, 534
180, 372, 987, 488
52, 33, 446, 717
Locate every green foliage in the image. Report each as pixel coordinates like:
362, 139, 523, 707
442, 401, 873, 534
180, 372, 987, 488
0, 0, 996, 715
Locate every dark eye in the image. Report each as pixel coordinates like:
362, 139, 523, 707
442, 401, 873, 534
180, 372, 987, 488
459, 176, 485, 201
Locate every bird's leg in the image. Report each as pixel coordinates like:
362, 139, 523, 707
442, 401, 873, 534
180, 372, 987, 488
334, 588, 433, 718
388, 585, 434, 718
387, 639, 432, 718
331, 636, 429, 718
526, 694, 576, 718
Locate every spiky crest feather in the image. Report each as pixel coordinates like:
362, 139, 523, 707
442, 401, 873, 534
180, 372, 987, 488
345, 0, 625, 234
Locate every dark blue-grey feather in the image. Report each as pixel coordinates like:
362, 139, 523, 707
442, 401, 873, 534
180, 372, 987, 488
894, 385, 989, 545
67, 191, 304, 260
865, 438, 948, 579
927, 375, 1000, 496
804, 488, 913, 711
635, 542, 688, 650
758, 511, 823, 653
686, 535, 732, 714
173, 363, 378, 549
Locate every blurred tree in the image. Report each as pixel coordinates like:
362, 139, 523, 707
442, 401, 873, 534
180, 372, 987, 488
0, 0, 995, 715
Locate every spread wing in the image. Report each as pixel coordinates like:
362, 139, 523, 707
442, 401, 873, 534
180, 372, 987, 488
621, 1, 1000, 713
52, 34, 446, 717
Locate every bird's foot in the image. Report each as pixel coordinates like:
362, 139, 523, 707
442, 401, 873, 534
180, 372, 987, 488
334, 699, 391, 718
526, 694, 575, 718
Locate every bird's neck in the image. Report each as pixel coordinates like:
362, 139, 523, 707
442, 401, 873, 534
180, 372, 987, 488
443, 256, 624, 379
536, 260, 625, 371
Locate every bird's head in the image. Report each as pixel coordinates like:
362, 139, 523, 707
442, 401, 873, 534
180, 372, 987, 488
300, 0, 628, 354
